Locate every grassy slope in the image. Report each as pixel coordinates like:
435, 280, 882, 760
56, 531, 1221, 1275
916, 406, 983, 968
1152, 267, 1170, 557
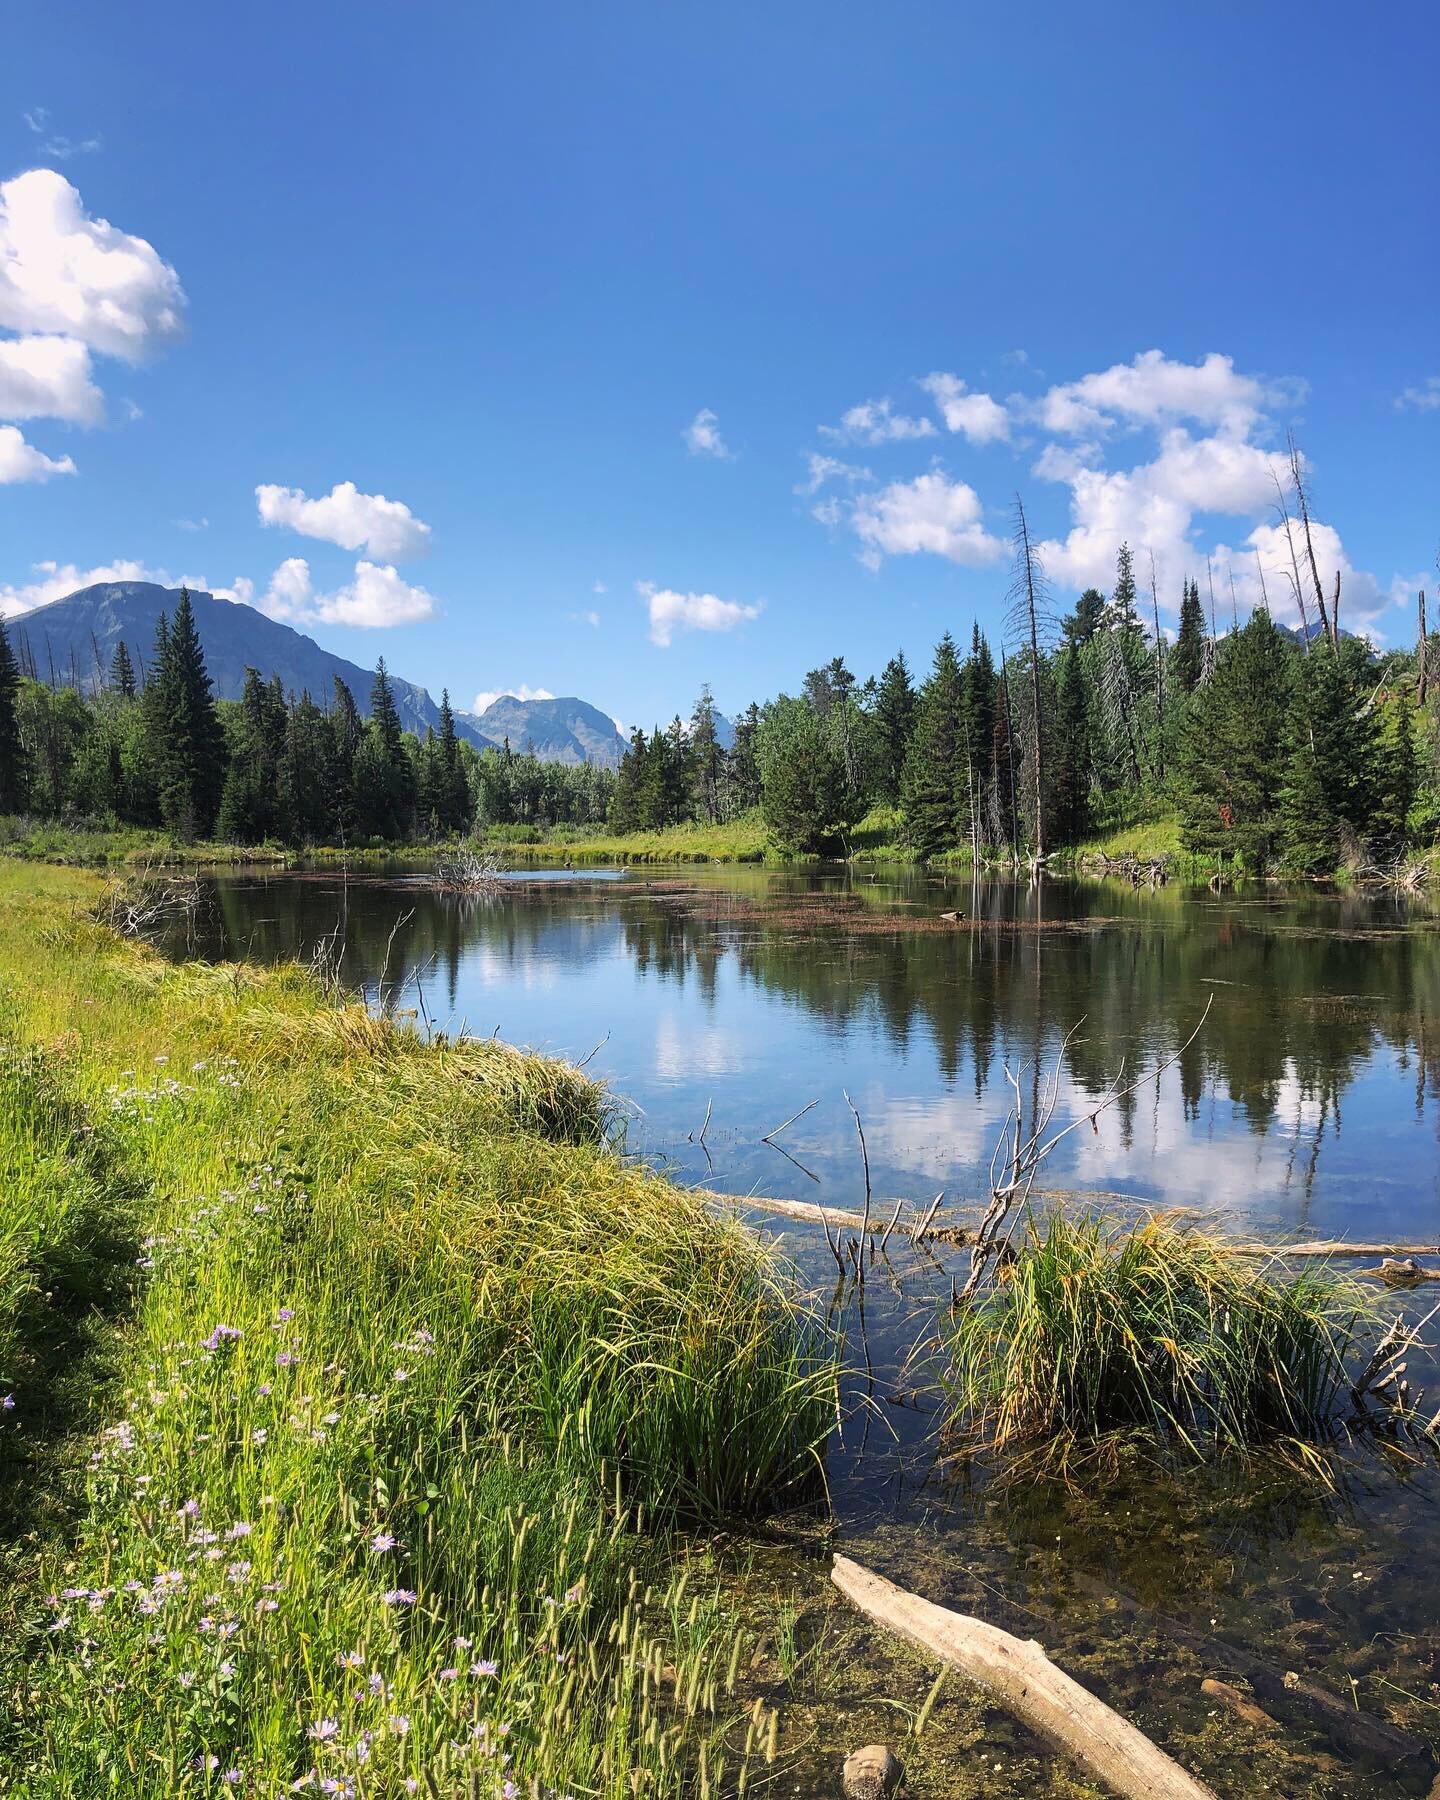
0, 863, 831, 1797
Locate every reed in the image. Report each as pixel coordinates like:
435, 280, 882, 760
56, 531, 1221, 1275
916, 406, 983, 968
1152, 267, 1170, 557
945, 1213, 1369, 1460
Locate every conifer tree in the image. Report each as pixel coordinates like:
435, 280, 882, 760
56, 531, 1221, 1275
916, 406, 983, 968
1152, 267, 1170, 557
902, 633, 965, 859
1178, 609, 1291, 866
1050, 643, 1092, 845
0, 618, 28, 813
1061, 588, 1106, 649
277, 691, 333, 844
152, 590, 226, 839
110, 639, 137, 699
1172, 579, 1207, 694
721, 704, 761, 818
873, 653, 918, 804
436, 689, 470, 831
688, 685, 724, 823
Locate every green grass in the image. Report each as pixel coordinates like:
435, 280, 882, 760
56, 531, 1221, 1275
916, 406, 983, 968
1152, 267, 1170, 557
945, 1214, 1368, 1465
479, 813, 776, 863
1057, 810, 1184, 865
0, 862, 832, 1796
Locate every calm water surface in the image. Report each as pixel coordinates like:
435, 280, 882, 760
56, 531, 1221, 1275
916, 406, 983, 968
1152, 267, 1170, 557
173, 865, 1440, 1796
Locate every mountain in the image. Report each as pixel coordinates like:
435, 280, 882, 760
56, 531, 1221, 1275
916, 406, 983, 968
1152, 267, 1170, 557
464, 694, 628, 768
5, 582, 622, 765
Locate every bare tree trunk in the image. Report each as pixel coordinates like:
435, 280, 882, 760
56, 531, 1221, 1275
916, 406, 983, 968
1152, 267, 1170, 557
1289, 433, 1334, 647
1015, 501, 1046, 860
1331, 567, 1341, 643
1419, 589, 1429, 708
1269, 470, 1311, 654
1148, 550, 1164, 785
999, 653, 1020, 863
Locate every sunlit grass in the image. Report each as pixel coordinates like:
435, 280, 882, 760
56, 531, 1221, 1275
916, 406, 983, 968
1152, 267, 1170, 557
0, 861, 829, 1795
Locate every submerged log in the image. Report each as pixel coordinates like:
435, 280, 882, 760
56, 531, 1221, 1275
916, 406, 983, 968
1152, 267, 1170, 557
831, 1555, 1218, 1800
1075, 1576, 1433, 1777
704, 1191, 971, 1245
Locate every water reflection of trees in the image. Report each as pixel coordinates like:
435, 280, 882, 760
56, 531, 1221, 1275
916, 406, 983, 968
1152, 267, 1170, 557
197, 873, 1440, 1141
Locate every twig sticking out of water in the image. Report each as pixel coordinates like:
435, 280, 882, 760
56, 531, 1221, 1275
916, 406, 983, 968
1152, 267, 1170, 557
761, 1097, 818, 1144
878, 1197, 905, 1257
844, 1090, 872, 1275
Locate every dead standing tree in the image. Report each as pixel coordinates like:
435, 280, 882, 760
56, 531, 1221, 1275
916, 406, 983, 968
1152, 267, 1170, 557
1147, 548, 1165, 785
1007, 497, 1053, 864
1288, 432, 1337, 649
959, 997, 1215, 1302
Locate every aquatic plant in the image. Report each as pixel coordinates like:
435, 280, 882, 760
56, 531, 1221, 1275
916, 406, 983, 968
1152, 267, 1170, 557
945, 1213, 1370, 1460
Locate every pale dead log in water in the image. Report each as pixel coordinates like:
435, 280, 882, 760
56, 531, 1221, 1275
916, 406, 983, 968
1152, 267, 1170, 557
831, 1555, 1218, 1800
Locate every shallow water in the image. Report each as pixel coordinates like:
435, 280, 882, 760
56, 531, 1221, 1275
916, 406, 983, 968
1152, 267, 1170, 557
168, 864, 1440, 1795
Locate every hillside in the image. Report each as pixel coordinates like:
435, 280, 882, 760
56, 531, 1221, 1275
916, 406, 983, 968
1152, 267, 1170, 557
5, 582, 624, 765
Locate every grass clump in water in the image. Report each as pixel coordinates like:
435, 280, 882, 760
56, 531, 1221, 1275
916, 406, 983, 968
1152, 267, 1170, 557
946, 1213, 1368, 1462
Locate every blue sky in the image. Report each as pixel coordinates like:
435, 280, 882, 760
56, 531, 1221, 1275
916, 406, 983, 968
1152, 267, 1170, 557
3, 2, 1437, 730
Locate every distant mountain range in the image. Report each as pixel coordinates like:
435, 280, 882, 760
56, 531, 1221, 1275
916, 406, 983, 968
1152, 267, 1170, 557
5, 581, 630, 768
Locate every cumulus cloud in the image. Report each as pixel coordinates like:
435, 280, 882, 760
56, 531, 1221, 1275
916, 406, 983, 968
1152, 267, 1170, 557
1038, 350, 1275, 438
682, 408, 731, 458
820, 396, 936, 446
847, 472, 1004, 571
255, 480, 432, 562
638, 581, 763, 648
0, 334, 102, 422
0, 557, 164, 616
471, 684, 556, 714
1396, 377, 1440, 412
918, 371, 1010, 444
0, 169, 185, 360
796, 451, 871, 496
0, 423, 75, 483
253, 558, 437, 629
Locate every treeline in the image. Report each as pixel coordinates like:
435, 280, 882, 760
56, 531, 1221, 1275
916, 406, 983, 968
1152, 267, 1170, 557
617, 526, 1435, 871
0, 590, 615, 843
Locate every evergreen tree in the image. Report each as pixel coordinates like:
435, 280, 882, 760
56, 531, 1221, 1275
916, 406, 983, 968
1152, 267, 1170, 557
110, 639, 137, 699
436, 689, 470, 832
608, 728, 648, 832
873, 652, 918, 804
1061, 588, 1106, 649
1280, 638, 1381, 870
756, 694, 863, 852
0, 618, 28, 813
277, 691, 333, 845
1172, 579, 1207, 694
1050, 644, 1092, 845
327, 677, 363, 841
152, 590, 226, 839
721, 704, 762, 818
357, 659, 417, 838
218, 666, 285, 842
689, 685, 724, 823
901, 634, 965, 859
1178, 609, 1292, 867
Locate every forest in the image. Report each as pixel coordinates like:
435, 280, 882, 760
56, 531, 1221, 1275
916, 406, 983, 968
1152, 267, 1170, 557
1, 521, 1434, 874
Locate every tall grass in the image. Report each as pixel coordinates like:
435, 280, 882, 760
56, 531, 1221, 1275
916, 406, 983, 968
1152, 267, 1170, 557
946, 1214, 1368, 1461
0, 862, 829, 1795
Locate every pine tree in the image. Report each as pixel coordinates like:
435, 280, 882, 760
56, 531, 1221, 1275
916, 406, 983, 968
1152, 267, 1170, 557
1178, 609, 1292, 867
873, 652, 918, 803
901, 634, 965, 859
277, 691, 332, 845
0, 618, 28, 813
327, 677, 362, 841
153, 590, 226, 839
358, 660, 417, 838
689, 685, 724, 822
1172, 579, 1207, 694
110, 639, 137, 699
1280, 638, 1381, 870
608, 729, 648, 832
721, 704, 761, 818
217, 666, 283, 843
1050, 643, 1092, 845
436, 689, 470, 832
1061, 588, 1106, 649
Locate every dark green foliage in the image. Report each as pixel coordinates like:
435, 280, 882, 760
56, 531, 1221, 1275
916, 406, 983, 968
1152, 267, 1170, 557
1172, 578, 1207, 695
109, 640, 137, 699
1061, 588, 1106, 649
1280, 638, 1381, 871
0, 621, 27, 814
756, 693, 865, 853
688, 685, 724, 823
1178, 610, 1292, 866
873, 652, 918, 803
1050, 644, 1092, 846
148, 591, 227, 840
901, 634, 966, 858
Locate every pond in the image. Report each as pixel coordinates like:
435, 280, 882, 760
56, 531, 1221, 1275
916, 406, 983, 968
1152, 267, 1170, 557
166, 864, 1440, 1797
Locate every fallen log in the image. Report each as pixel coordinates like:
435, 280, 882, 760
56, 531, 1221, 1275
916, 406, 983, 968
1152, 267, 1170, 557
831, 1554, 1218, 1800
702, 1191, 971, 1245
1073, 1575, 1433, 1776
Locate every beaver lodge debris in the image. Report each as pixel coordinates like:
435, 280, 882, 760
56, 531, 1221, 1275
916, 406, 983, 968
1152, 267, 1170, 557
432, 847, 505, 894
832, 1555, 1217, 1800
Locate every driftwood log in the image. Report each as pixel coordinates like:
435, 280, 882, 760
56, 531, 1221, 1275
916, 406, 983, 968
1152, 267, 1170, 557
831, 1555, 1218, 1800
1073, 1575, 1433, 1777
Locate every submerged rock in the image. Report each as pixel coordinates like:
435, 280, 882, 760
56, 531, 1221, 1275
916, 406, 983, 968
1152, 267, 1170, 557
843, 1744, 903, 1800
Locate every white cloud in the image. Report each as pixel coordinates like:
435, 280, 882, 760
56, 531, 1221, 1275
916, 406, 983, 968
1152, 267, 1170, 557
173, 515, 209, 532
1038, 350, 1278, 439
796, 451, 872, 496
638, 581, 763, 648
471, 684, 555, 715
0, 334, 102, 422
592, 580, 607, 594
847, 471, 1004, 571
22, 108, 100, 160
1396, 377, 1440, 413
0, 423, 75, 483
254, 557, 437, 629
255, 480, 432, 562
0, 169, 184, 360
820, 396, 936, 445
0, 557, 165, 616
683, 407, 731, 458
918, 371, 1010, 444
569, 609, 601, 628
